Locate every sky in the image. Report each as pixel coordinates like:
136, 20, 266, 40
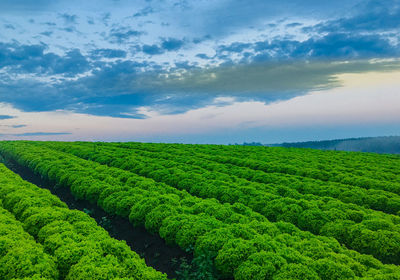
0, 0, 399, 143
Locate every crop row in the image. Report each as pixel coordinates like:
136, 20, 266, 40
118, 142, 400, 215
37, 141, 400, 265
101, 142, 400, 194
170, 144, 400, 195
0, 163, 166, 280
55, 141, 400, 215
180, 143, 400, 182
0, 200, 58, 279
1, 141, 400, 280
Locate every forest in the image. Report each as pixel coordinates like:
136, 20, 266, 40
0, 141, 399, 280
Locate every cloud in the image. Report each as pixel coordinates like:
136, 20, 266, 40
1, 57, 399, 119
3, 23, 16, 30
61, 26, 78, 33
51, 49, 90, 76
40, 31, 53, 37
0, 79, 69, 112
170, 0, 361, 38
192, 35, 212, 44
133, 6, 154, 17
286, 22, 302, 28
0, 42, 90, 76
0, 115, 15, 120
293, 33, 399, 59
141, 38, 185, 55
142, 44, 164, 55
317, 0, 400, 33
101, 12, 111, 26
12, 132, 72, 136
107, 27, 143, 44
0, 0, 399, 121
3, 69, 399, 143
161, 37, 185, 51
0, 43, 46, 70
217, 42, 252, 54
215, 32, 399, 63
59, 13, 78, 24
71, 95, 149, 119
196, 53, 211, 60
87, 17, 95, 25
90, 48, 127, 59
149, 60, 399, 94
42, 21, 56, 26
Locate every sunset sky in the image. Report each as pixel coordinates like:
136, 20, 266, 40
0, 0, 399, 143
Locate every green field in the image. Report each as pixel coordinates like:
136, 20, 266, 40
0, 141, 399, 279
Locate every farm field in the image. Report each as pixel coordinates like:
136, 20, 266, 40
0, 141, 400, 279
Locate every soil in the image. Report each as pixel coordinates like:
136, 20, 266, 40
1, 156, 193, 279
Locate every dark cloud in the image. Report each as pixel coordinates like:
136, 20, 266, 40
195, 53, 211, 59
0, 80, 68, 112
286, 22, 302, 28
77, 94, 150, 119
141, 38, 185, 55
0, 42, 90, 76
108, 27, 143, 44
0, 43, 47, 71
1, 56, 399, 119
0, 59, 156, 117
210, 0, 400, 63
90, 48, 127, 59
161, 37, 185, 51
51, 49, 90, 76
0, 0, 399, 121
174, 61, 197, 70
293, 33, 398, 59
218, 42, 252, 53
142, 44, 164, 55
317, 0, 400, 33
216, 32, 399, 63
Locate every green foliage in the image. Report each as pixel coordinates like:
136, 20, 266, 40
0, 162, 166, 280
272, 263, 320, 280
0, 207, 58, 279
311, 259, 356, 280
34, 140, 400, 266
215, 239, 258, 277
1, 141, 400, 280
234, 251, 287, 280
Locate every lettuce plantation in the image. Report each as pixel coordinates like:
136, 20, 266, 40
0, 141, 399, 279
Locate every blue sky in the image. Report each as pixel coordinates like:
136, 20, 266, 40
0, 0, 399, 143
